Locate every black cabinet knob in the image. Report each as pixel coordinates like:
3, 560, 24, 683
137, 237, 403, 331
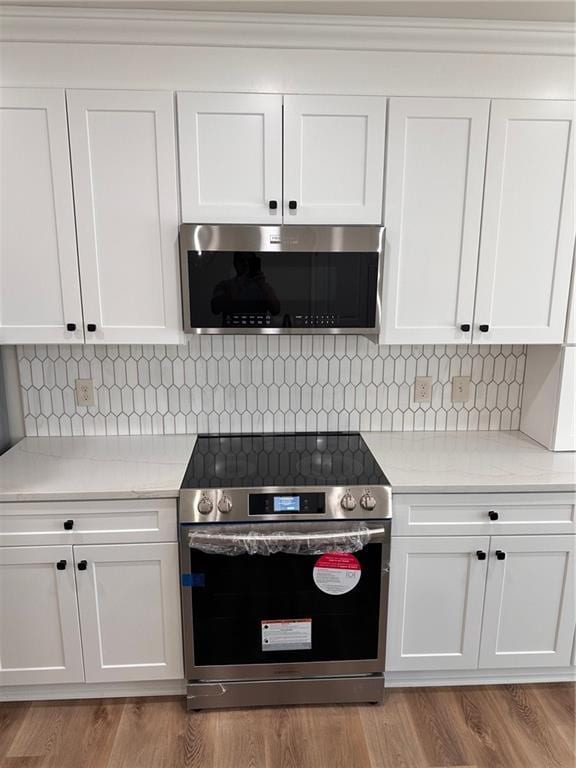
87, 324, 97, 332
476, 550, 487, 560
63, 519, 74, 530
496, 550, 506, 560
479, 324, 489, 332
460, 324, 471, 332
78, 560, 88, 571
56, 559, 67, 571
288, 200, 297, 210
66, 323, 76, 332
268, 200, 278, 210
488, 510, 499, 521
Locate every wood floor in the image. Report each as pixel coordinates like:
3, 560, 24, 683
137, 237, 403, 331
0, 684, 574, 768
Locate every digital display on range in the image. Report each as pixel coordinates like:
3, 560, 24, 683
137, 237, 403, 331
273, 496, 300, 512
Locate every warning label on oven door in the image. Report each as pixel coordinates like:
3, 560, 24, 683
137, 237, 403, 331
261, 619, 312, 651
313, 552, 361, 595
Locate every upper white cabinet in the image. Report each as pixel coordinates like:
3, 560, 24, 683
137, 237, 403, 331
0, 545, 84, 685
479, 535, 576, 668
381, 98, 489, 344
0, 89, 84, 344
474, 99, 575, 344
283, 95, 386, 224
177, 93, 386, 225
67, 90, 182, 344
177, 93, 282, 224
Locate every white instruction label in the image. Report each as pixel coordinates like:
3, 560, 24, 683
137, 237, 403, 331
313, 552, 361, 595
261, 619, 312, 651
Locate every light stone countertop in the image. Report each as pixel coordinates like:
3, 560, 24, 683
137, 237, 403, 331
361, 430, 576, 493
0, 436, 197, 502
0, 431, 574, 503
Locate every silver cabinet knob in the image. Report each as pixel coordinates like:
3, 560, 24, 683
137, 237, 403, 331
197, 494, 213, 515
340, 491, 357, 511
218, 495, 233, 513
360, 492, 377, 511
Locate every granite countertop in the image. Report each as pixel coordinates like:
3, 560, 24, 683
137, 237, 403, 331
0, 431, 574, 503
361, 430, 576, 493
0, 435, 197, 502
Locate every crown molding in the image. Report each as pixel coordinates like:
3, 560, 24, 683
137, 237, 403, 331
0, 6, 574, 55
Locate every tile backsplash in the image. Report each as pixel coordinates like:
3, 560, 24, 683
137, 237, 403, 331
17, 337, 526, 437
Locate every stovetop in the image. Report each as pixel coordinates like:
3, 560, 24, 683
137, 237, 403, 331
181, 432, 388, 489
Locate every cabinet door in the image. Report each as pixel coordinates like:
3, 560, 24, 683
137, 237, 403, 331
177, 92, 282, 224
381, 98, 489, 344
480, 535, 576, 668
0, 89, 84, 344
474, 100, 575, 344
283, 95, 386, 224
0, 545, 84, 685
74, 543, 183, 683
386, 536, 489, 671
67, 90, 182, 344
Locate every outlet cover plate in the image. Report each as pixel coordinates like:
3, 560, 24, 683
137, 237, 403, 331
452, 376, 471, 403
414, 376, 433, 403
75, 378, 95, 407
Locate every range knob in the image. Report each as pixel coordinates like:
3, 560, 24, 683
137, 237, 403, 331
197, 494, 213, 515
218, 495, 233, 514
360, 492, 377, 511
340, 491, 357, 511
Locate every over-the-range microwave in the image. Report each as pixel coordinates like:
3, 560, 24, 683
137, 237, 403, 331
179, 224, 384, 335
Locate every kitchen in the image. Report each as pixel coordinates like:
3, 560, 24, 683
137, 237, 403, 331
0, 1, 575, 766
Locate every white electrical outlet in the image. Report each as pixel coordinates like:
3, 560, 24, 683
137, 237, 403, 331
414, 376, 433, 403
75, 378, 95, 407
452, 376, 471, 403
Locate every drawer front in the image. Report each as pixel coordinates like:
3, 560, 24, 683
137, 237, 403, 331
0, 499, 177, 546
392, 492, 576, 536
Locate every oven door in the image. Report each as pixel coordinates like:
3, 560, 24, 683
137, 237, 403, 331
179, 520, 390, 681
179, 224, 383, 334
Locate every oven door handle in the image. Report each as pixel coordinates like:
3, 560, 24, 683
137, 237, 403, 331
187, 525, 388, 555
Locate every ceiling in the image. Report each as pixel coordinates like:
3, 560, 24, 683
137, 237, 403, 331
2, 0, 575, 23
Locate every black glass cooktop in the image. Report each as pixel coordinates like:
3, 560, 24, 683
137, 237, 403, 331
181, 432, 388, 489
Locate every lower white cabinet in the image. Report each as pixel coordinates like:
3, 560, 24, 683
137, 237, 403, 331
479, 535, 576, 669
0, 540, 182, 687
75, 543, 183, 683
386, 536, 489, 671
387, 533, 576, 674
0, 546, 84, 685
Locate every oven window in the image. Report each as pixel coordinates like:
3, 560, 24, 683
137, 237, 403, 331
186, 251, 378, 329
187, 544, 382, 666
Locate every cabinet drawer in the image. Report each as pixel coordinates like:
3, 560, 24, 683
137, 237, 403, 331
392, 493, 576, 536
0, 499, 177, 546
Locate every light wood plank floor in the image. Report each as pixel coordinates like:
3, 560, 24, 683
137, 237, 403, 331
0, 684, 574, 768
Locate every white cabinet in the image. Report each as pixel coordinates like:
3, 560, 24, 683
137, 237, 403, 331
0, 545, 84, 685
283, 95, 386, 224
0, 88, 84, 344
177, 93, 386, 225
474, 100, 575, 344
1, 500, 183, 688
74, 543, 183, 683
521, 345, 576, 451
480, 535, 576, 668
386, 536, 489, 671
67, 90, 182, 344
177, 93, 282, 224
381, 98, 489, 344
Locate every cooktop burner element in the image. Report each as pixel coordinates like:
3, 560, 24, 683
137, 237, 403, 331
181, 432, 388, 489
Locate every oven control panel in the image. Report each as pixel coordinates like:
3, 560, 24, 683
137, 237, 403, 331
249, 492, 325, 516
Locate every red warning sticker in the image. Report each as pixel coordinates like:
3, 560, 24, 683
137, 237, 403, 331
313, 552, 361, 595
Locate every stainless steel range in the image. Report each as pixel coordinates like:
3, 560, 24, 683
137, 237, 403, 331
179, 432, 391, 710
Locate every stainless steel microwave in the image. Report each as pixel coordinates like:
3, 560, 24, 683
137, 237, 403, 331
179, 224, 384, 335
